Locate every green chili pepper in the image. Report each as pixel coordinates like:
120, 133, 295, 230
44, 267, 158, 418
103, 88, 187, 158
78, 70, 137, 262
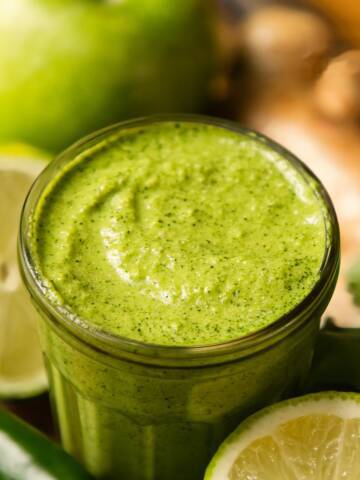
0, 408, 93, 479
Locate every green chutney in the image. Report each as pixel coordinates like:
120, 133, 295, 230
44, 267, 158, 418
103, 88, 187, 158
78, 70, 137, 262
22, 118, 338, 480
33, 121, 326, 346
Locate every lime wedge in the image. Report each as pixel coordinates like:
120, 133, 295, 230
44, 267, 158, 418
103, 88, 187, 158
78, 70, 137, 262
205, 392, 360, 480
0, 144, 50, 399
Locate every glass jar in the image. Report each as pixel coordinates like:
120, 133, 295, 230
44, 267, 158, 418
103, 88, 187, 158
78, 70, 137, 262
18, 116, 340, 480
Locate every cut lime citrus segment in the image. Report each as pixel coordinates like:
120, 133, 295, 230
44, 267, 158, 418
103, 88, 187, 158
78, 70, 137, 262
205, 392, 360, 480
0, 144, 50, 399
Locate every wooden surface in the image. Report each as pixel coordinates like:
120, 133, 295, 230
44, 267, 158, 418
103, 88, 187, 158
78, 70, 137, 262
2, 394, 55, 437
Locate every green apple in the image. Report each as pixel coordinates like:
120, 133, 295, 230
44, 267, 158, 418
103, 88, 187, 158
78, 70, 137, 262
0, 0, 216, 152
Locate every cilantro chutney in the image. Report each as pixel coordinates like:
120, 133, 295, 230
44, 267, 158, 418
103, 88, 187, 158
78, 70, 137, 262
32, 121, 326, 346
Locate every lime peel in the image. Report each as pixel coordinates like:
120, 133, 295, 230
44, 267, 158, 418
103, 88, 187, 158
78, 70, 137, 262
205, 392, 360, 480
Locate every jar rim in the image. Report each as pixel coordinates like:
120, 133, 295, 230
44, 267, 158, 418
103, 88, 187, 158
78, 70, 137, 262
18, 114, 340, 365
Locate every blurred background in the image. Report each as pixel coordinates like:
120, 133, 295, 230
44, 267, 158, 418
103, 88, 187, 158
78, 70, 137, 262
1, 0, 359, 436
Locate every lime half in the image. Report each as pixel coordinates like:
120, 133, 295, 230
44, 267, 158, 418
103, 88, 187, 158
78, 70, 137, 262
0, 144, 50, 399
205, 392, 360, 480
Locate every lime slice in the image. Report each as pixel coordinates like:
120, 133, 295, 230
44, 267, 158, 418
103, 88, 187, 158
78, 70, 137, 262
0, 144, 50, 399
205, 392, 360, 480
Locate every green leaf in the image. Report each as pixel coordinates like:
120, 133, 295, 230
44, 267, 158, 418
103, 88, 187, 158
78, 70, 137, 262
304, 318, 360, 393
347, 255, 360, 306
